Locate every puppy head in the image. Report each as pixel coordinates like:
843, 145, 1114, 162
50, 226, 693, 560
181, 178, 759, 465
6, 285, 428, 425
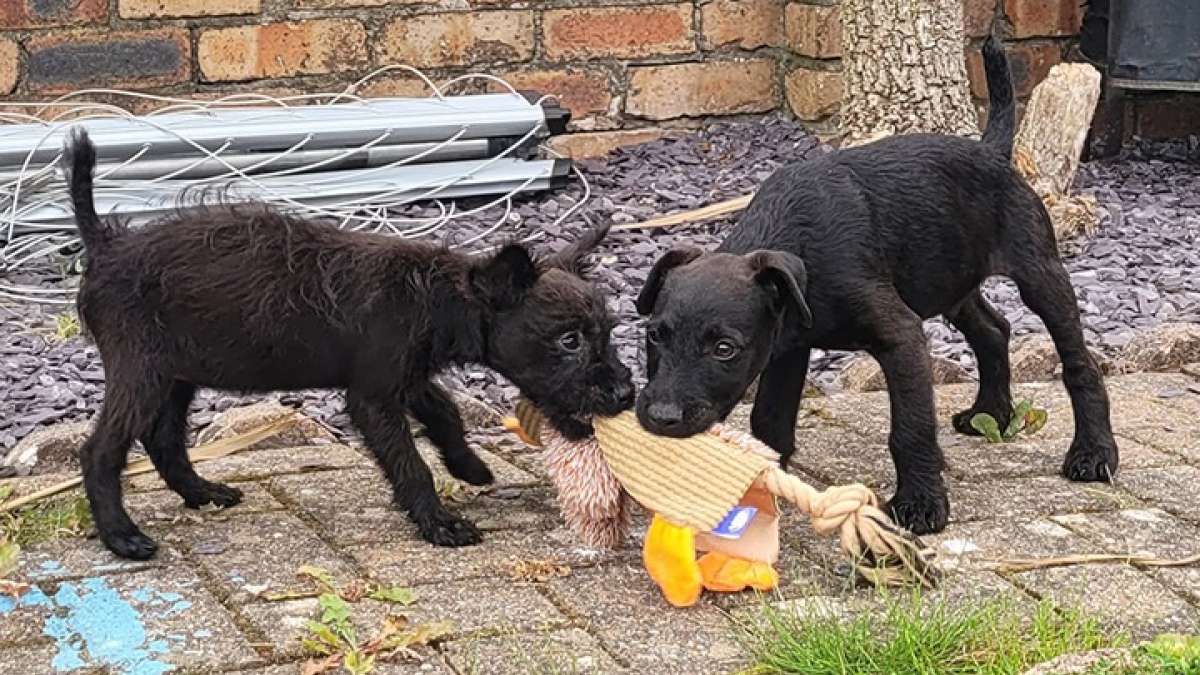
634, 247, 812, 437
471, 224, 634, 439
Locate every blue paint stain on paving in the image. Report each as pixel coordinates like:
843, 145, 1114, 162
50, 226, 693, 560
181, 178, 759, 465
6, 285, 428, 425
0, 573, 196, 675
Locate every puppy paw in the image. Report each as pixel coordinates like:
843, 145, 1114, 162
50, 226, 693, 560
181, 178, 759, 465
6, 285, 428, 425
182, 481, 245, 509
446, 453, 495, 487
1062, 440, 1118, 482
102, 528, 159, 561
884, 487, 950, 536
952, 406, 1012, 436
416, 509, 483, 547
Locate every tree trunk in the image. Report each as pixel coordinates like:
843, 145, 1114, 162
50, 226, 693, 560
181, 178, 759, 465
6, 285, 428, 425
840, 0, 979, 146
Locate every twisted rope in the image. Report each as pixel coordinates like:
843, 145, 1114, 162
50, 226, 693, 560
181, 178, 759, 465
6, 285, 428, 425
710, 422, 940, 589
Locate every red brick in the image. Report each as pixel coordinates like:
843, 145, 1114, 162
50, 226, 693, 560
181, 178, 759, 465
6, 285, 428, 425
119, 0, 260, 19
967, 40, 1061, 99
198, 20, 368, 82
784, 66, 843, 120
784, 3, 841, 59
627, 60, 776, 120
496, 69, 614, 119
962, 0, 996, 38
0, 0, 106, 30
701, 0, 782, 50
1135, 94, 1200, 140
378, 12, 534, 69
296, 0, 418, 6
547, 129, 670, 158
26, 29, 190, 94
543, 5, 694, 60
1004, 0, 1082, 38
0, 39, 17, 95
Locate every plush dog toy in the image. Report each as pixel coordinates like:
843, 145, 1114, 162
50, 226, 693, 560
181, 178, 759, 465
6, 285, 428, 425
504, 399, 939, 607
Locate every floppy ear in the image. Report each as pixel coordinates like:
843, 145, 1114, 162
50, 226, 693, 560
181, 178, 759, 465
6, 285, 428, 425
471, 244, 540, 309
746, 250, 813, 328
548, 221, 611, 277
635, 246, 703, 316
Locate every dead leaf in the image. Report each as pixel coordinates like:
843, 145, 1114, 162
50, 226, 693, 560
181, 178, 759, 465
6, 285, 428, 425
509, 558, 571, 582
301, 654, 341, 675
0, 579, 31, 601
338, 579, 369, 603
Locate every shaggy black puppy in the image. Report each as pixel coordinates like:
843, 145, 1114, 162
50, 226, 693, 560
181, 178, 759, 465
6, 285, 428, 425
633, 35, 1118, 535
64, 128, 634, 560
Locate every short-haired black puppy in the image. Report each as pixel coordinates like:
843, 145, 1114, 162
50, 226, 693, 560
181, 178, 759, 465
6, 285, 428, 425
633, 35, 1118, 536
64, 127, 635, 560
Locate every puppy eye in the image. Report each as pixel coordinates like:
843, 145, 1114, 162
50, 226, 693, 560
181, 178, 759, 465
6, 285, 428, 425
712, 339, 740, 361
559, 331, 583, 352
646, 326, 662, 344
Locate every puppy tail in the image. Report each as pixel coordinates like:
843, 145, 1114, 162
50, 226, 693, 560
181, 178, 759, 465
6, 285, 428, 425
63, 126, 118, 253
980, 34, 1016, 159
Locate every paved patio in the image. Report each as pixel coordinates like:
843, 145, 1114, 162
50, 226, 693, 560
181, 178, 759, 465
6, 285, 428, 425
2, 371, 1200, 675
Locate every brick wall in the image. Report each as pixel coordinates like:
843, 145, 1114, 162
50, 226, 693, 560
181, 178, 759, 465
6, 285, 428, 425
0, 0, 790, 157
0, 0, 1194, 158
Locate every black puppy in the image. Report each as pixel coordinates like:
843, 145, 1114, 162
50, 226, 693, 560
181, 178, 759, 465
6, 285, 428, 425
633, 36, 1118, 536
64, 127, 634, 560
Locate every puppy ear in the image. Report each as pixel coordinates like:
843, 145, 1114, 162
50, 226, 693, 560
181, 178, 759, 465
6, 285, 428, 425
747, 250, 813, 328
548, 221, 611, 277
635, 246, 703, 316
472, 243, 540, 308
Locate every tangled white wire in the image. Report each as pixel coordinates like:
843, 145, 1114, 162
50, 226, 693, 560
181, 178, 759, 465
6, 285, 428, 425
0, 65, 592, 305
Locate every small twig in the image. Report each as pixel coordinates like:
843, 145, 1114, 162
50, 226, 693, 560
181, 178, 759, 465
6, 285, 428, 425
613, 194, 753, 231
987, 551, 1200, 574
0, 413, 302, 514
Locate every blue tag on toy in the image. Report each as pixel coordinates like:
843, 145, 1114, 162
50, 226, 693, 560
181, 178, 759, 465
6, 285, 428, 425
710, 506, 758, 540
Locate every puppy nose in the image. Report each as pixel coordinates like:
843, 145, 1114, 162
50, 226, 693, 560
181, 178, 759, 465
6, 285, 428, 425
646, 401, 684, 428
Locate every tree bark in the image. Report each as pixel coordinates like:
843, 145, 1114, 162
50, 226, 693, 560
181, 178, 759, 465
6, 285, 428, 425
1013, 62, 1103, 243
840, 0, 979, 146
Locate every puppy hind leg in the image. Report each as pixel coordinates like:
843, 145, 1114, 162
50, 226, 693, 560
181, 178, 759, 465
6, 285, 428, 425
945, 290, 1014, 436
409, 381, 495, 487
81, 370, 172, 560
864, 301, 950, 535
140, 380, 243, 509
749, 345, 812, 471
345, 387, 482, 547
1009, 260, 1118, 482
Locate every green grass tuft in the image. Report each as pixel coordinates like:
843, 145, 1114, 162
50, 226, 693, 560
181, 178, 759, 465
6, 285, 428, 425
734, 588, 1124, 675
1, 492, 93, 548
1085, 634, 1200, 675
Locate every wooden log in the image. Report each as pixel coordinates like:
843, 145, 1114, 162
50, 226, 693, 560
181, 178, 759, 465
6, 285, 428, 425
1013, 62, 1104, 243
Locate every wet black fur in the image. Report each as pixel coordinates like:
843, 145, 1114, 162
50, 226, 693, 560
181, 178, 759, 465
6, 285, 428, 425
64, 128, 634, 561
633, 35, 1118, 536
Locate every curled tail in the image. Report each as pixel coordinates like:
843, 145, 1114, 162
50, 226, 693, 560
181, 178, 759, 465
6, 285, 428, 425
979, 34, 1016, 160
62, 126, 118, 252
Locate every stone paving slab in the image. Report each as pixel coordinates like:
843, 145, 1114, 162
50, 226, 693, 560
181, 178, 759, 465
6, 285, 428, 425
3, 372, 1200, 674
349, 528, 630, 589
1053, 508, 1200, 605
157, 511, 361, 604
1115, 465, 1200, 522
442, 628, 622, 675
126, 444, 372, 492
240, 579, 569, 661
1, 567, 264, 674
544, 563, 749, 674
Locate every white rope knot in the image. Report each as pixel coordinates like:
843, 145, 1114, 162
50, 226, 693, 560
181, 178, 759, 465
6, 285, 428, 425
807, 484, 880, 538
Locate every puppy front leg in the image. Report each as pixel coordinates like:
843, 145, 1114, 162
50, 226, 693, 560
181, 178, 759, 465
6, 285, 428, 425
410, 381, 495, 487
867, 316, 950, 535
345, 388, 483, 547
750, 345, 812, 470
